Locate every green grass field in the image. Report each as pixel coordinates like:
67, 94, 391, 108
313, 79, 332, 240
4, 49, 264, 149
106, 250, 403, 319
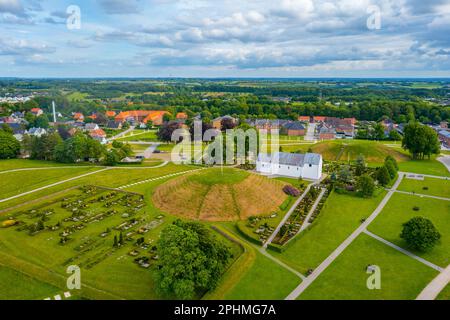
398, 177, 450, 198
0, 167, 100, 200
0, 159, 91, 171
117, 130, 158, 142
437, 285, 450, 300
299, 233, 438, 300
0, 266, 62, 300
369, 193, 450, 267
398, 159, 450, 177
270, 190, 387, 274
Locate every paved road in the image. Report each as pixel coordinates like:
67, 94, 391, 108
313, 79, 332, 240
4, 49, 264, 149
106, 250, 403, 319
364, 230, 443, 272
107, 126, 135, 141
285, 173, 404, 300
437, 155, 450, 172
264, 179, 322, 249
0, 168, 112, 204
417, 264, 450, 300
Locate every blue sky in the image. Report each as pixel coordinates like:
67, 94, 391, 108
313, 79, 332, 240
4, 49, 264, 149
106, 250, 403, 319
1, 0, 450, 77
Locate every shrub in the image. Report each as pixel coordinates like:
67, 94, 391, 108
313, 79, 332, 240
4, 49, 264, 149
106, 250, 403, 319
283, 185, 301, 197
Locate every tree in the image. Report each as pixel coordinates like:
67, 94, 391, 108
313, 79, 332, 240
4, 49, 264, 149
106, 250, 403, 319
385, 155, 398, 170
105, 149, 121, 166
402, 122, 440, 159
388, 130, 401, 141
376, 166, 391, 186
356, 175, 375, 197
338, 165, 353, 183
384, 160, 397, 180
400, 217, 441, 252
155, 220, 232, 299
157, 122, 182, 142
0, 131, 20, 159
355, 154, 366, 176
1, 123, 13, 135
34, 114, 49, 129
29, 132, 62, 161
373, 123, 385, 140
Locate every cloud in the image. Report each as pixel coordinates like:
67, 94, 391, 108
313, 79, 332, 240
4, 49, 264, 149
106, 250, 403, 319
0, 0, 24, 15
97, 0, 141, 15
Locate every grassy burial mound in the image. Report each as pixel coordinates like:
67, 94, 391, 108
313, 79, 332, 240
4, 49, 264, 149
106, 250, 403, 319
310, 140, 408, 163
153, 168, 288, 221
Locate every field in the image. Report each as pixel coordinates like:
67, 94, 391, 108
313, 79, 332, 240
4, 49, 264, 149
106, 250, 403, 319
299, 233, 438, 300
368, 194, 450, 267
0, 266, 62, 300
153, 168, 289, 221
398, 159, 450, 177
116, 130, 158, 142
398, 177, 450, 198
270, 190, 387, 274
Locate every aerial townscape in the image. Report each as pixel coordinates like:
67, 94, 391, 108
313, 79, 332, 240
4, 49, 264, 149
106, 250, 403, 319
0, 0, 449, 309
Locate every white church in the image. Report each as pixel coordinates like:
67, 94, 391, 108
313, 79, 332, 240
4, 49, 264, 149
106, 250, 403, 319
256, 152, 323, 180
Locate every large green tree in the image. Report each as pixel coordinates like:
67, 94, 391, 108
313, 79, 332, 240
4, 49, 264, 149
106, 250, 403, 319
155, 220, 232, 299
0, 131, 20, 159
401, 217, 441, 252
376, 165, 391, 186
402, 122, 440, 159
356, 174, 375, 197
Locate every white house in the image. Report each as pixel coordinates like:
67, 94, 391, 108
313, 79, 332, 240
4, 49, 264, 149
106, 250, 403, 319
256, 152, 323, 180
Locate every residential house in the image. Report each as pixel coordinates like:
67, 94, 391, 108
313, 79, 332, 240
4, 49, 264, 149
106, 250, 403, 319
73, 113, 85, 122
28, 127, 47, 137
84, 123, 100, 131
212, 115, 237, 130
106, 111, 116, 118
107, 120, 122, 130
176, 112, 188, 120
318, 124, 336, 140
114, 110, 169, 126
281, 122, 306, 136
30, 108, 43, 116
89, 129, 107, 144
256, 152, 323, 180
438, 130, 450, 147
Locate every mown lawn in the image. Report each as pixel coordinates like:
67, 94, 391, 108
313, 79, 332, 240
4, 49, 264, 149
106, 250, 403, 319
0, 167, 100, 200
270, 190, 387, 274
369, 193, 450, 267
299, 233, 438, 300
398, 177, 450, 198
0, 266, 61, 300
0, 159, 89, 171
398, 159, 450, 177
437, 285, 450, 300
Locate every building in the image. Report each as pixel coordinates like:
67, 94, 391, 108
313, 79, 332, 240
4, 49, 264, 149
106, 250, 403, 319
84, 123, 100, 131
107, 120, 122, 130
28, 127, 47, 137
281, 122, 306, 136
212, 115, 237, 130
439, 130, 450, 147
73, 113, 85, 122
256, 152, 323, 180
89, 129, 107, 144
106, 111, 116, 118
176, 112, 188, 120
30, 108, 43, 116
114, 110, 168, 126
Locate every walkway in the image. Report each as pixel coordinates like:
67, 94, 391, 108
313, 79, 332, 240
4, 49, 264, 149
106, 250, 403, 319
285, 173, 404, 300
107, 126, 135, 141
363, 230, 443, 272
437, 155, 450, 173
416, 264, 450, 300
393, 190, 450, 202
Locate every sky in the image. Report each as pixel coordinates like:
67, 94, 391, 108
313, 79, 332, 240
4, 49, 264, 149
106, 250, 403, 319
1, 0, 450, 78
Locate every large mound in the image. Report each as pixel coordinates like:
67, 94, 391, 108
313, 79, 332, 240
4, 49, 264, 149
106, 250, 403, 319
153, 168, 288, 221
311, 141, 408, 162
